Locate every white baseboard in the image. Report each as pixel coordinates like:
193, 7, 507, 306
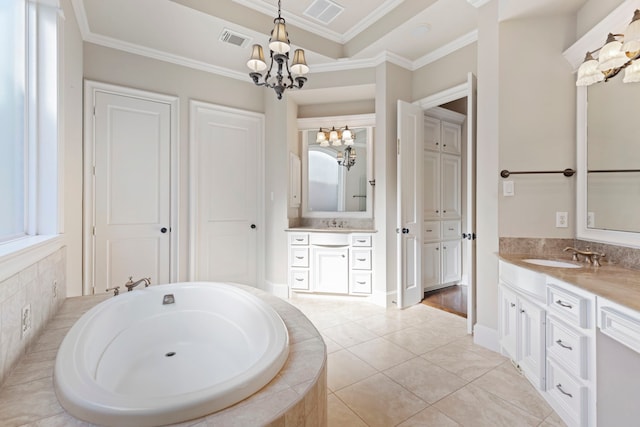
473, 323, 500, 353
370, 289, 396, 308
263, 280, 289, 299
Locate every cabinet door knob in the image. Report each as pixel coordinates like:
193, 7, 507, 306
160, 227, 168, 233
250, 224, 256, 229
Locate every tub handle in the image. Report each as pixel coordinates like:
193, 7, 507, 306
106, 286, 120, 296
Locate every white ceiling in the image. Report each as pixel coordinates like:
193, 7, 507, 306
72, 0, 587, 103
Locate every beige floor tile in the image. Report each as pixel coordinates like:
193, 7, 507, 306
320, 333, 343, 354
434, 383, 543, 427
336, 373, 427, 427
384, 357, 467, 404
541, 410, 568, 427
327, 394, 368, 427
354, 313, 410, 335
422, 341, 503, 381
321, 322, 378, 348
384, 326, 458, 355
327, 349, 377, 392
472, 361, 553, 420
397, 406, 461, 427
348, 337, 415, 371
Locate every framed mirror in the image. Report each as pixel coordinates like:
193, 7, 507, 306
297, 114, 374, 218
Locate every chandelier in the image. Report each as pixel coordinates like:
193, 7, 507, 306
246, 0, 309, 99
576, 9, 640, 86
315, 126, 354, 147
338, 146, 356, 171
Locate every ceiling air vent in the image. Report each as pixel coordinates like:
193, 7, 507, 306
303, 0, 344, 25
219, 29, 251, 48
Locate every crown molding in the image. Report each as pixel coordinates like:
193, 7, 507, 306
341, 0, 406, 43
466, 0, 492, 8
413, 30, 477, 70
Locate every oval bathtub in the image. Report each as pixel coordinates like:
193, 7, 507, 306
53, 282, 289, 427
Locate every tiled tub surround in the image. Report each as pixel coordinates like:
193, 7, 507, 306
0, 247, 66, 387
0, 284, 327, 427
500, 237, 640, 271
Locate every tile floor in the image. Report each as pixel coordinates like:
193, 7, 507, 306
287, 293, 566, 427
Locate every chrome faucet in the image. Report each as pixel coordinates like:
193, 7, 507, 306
125, 276, 151, 291
106, 286, 120, 296
564, 247, 606, 267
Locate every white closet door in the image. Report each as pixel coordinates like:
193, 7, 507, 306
191, 102, 262, 286
93, 91, 172, 292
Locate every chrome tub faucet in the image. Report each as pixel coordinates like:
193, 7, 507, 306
125, 276, 151, 291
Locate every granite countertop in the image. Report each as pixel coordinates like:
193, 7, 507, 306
286, 227, 378, 233
499, 253, 640, 312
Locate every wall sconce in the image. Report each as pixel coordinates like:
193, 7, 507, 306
337, 146, 356, 171
576, 9, 640, 85
316, 126, 354, 147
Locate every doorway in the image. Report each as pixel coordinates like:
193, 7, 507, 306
397, 73, 477, 333
83, 81, 179, 295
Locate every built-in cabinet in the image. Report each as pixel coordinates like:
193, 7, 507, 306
499, 260, 597, 427
422, 109, 463, 292
288, 231, 374, 295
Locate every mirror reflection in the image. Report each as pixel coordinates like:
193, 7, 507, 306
306, 128, 368, 213
586, 76, 640, 233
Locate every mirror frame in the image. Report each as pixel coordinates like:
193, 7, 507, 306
297, 114, 375, 218
566, 0, 640, 248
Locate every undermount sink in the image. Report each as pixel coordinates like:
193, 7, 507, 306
522, 259, 582, 269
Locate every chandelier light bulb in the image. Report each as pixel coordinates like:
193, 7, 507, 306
623, 9, 640, 53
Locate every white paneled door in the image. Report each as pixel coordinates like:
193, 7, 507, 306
190, 102, 263, 286
397, 100, 424, 309
91, 89, 174, 294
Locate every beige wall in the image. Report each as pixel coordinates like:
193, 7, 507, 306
498, 14, 577, 239
412, 43, 478, 101
61, 0, 84, 296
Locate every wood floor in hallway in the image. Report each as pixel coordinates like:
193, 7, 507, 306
422, 285, 467, 318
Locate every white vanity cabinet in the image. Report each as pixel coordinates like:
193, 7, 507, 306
287, 231, 374, 295
545, 279, 596, 427
498, 261, 547, 390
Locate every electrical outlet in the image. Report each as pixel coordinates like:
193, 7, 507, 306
556, 212, 568, 228
52, 280, 58, 299
21, 304, 31, 338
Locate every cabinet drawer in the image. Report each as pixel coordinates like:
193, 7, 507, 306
546, 358, 587, 427
351, 249, 372, 270
424, 221, 441, 241
289, 233, 309, 245
290, 248, 309, 267
547, 284, 590, 328
351, 235, 372, 247
442, 220, 460, 239
598, 298, 640, 354
547, 315, 589, 380
290, 270, 309, 290
351, 271, 372, 294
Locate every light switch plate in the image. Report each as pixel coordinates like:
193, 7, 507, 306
503, 181, 514, 197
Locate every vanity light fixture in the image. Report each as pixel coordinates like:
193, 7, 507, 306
246, 0, 309, 99
315, 126, 354, 147
576, 9, 640, 86
337, 146, 356, 171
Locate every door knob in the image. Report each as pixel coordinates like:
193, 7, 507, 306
160, 227, 168, 233
250, 224, 256, 229
402, 228, 409, 234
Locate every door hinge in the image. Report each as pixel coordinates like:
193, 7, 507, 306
92, 226, 96, 236
397, 138, 400, 155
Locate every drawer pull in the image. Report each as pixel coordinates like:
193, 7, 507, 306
357, 281, 366, 285
356, 239, 367, 243
295, 278, 304, 282
295, 238, 304, 242
357, 258, 366, 262
556, 339, 573, 350
448, 227, 454, 231
295, 256, 304, 259
555, 300, 573, 309
556, 384, 573, 398
510, 303, 516, 308
426, 229, 433, 232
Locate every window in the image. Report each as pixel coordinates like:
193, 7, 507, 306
0, 0, 59, 244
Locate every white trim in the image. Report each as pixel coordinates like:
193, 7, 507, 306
263, 280, 289, 300
473, 323, 500, 352
297, 113, 375, 130
83, 81, 180, 295
413, 30, 478, 71
563, 0, 640, 71
414, 81, 469, 110
423, 106, 466, 124
0, 235, 64, 283
466, 0, 491, 8
188, 101, 266, 287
